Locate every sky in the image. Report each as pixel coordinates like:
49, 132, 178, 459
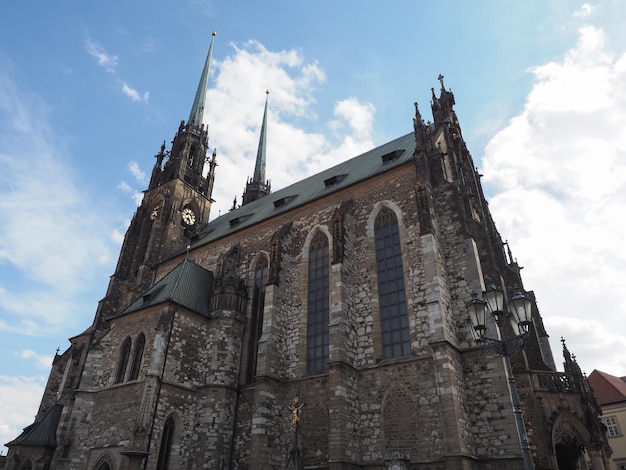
1, 0, 625, 454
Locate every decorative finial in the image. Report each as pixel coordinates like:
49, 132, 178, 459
212, 31, 217, 36
438, 74, 445, 89
266, 88, 270, 95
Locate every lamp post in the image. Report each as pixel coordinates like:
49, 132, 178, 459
466, 281, 535, 470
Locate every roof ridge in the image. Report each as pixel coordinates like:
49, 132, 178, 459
589, 369, 626, 404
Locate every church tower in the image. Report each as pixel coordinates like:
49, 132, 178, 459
102, 32, 218, 317
242, 90, 271, 205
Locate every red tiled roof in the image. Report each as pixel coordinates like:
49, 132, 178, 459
588, 370, 626, 405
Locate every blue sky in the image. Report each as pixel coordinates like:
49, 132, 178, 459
2, 0, 626, 453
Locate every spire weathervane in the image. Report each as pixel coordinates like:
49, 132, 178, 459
188, 31, 217, 127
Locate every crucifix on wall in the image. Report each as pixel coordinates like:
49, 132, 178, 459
286, 395, 305, 470
288, 395, 304, 434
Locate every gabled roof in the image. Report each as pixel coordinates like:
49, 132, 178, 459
121, 259, 213, 316
176, 132, 416, 255
588, 369, 626, 405
6, 403, 63, 448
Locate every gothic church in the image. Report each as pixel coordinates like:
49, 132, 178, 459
5, 34, 612, 470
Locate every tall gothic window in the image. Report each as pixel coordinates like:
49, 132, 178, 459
128, 333, 145, 381
114, 337, 132, 384
375, 208, 411, 358
246, 257, 269, 383
307, 231, 329, 373
156, 417, 175, 470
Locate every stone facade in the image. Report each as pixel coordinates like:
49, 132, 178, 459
6, 47, 612, 470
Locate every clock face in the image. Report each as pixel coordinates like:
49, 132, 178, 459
150, 206, 159, 221
181, 207, 196, 226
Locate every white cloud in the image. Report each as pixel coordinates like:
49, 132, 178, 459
121, 82, 149, 103
482, 25, 626, 376
84, 35, 118, 73
331, 97, 375, 138
118, 179, 143, 206
574, 3, 596, 18
111, 228, 125, 245
128, 161, 148, 184
0, 375, 45, 454
0, 69, 114, 335
84, 36, 150, 103
205, 41, 374, 216
15, 349, 54, 370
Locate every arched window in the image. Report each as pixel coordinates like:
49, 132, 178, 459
307, 231, 329, 373
375, 208, 410, 358
246, 257, 269, 383
93, 454, 114, 470
128, 333, 145, 381
114, 337, 132, 384
156, 417, 175, 470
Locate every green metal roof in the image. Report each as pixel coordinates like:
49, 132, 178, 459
122, 259, 213, 316
6, 403, 63, 448
179, 132, 416, 253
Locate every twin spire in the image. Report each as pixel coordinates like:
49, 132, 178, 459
241, 90, 271, 206
252, 90, 270, 188
188, 31, 216, 127
187, 32, 271, 209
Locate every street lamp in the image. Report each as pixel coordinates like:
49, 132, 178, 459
466, 281, 535, 470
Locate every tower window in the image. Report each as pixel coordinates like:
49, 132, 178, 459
246, 257, 269, 383
307, 231, 329, 373
375, 208, 411, 358
156, 417, 175, 470
128, 333, 145, 381
114, 337, 132, 384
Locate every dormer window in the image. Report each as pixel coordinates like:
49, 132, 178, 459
142, 285, 164, 305
273, 195, 297, 209
324, 174, 348, 188
380, 149, 405, 164
229, 214, 252, 227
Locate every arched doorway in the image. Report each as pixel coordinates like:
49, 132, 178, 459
555, 440, 583, 470
552, 413, 589, 470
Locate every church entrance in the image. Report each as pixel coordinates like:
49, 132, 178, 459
555, 441, 583, 470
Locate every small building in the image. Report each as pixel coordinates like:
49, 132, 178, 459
588, 370, 626, 470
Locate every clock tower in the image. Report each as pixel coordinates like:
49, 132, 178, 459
99, 32, 218, 321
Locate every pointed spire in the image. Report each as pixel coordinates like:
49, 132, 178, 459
242, 90, 271, 206
252, 90, 269, 184
188, 31, 216, 126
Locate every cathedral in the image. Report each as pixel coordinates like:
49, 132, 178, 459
5, 35, 612, 470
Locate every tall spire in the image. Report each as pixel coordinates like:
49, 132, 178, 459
242, 90, 271, 206
253, 90, 269, 184
188, 31, 216, 126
